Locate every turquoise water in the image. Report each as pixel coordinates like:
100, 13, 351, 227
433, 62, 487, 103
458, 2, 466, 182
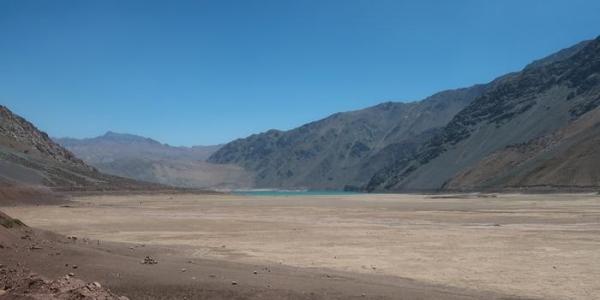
232, 189, 361, 196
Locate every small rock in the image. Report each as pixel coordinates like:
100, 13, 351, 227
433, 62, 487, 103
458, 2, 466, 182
181, 268, 187, 272
68, 273, 75, 277
72, 265, 78, 269
209, 274, 216, 278
361, 293, 366, 297
141, 256, 158, 265
253, 271, 258, 275
92, 282, 101, 288
0, 289, 6, 296
231, 281, 238, 286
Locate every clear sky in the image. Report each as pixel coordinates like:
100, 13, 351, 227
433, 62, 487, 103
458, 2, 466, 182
1, 0, 599, 146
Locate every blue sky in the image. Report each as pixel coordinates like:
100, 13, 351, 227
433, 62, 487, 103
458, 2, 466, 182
1, 0, 599, 146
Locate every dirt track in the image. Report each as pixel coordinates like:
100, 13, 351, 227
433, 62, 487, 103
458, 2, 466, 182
4, 193, 600, 299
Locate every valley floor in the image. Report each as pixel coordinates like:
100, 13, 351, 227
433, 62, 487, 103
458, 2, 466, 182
3, 192, 600, 299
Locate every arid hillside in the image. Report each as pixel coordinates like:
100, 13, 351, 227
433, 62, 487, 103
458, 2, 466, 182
0, 105, 168, 194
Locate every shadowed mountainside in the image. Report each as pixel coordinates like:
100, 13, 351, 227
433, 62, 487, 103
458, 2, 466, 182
210, 37, 600, 192
56, 132, 254, 189
445, 99, 600, 191
366, 37, 600, 192
208, 85, 489, 189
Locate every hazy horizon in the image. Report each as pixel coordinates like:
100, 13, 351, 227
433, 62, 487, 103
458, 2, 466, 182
2, 0, 600, 146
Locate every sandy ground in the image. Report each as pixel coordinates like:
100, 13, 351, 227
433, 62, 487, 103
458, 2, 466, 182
4, 193, 600, 300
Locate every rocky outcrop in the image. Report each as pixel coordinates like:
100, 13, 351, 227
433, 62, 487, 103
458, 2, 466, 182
0, 269, 128, 300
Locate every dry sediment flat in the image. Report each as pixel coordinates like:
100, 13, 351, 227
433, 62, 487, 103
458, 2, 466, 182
4, 193, 600, 299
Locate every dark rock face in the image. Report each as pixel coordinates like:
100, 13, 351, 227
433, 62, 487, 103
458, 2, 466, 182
209, 85, 488, 189
366, 36, 600, 192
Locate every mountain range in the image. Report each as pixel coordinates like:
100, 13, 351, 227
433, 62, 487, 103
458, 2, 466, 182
365, 37, 600, 192
55, 132, 253, 189
209, 36, 600, 192
4, 36, 599, 193
208, 85, 488, 189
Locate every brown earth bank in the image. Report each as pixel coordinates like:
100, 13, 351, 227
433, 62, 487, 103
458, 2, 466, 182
0, 212, 127, 299
0, 183, 219, 208
0, 184, 66, 206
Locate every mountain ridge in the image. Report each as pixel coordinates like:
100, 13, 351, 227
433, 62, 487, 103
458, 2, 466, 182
210, 36, 600, 192
208, 83, 489, 189
366, 36, 600, 192
55, 132, 253, 189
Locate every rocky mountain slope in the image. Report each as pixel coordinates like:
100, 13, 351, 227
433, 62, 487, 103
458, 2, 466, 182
445, 96, 600, 191
56, 132, 253, 189
0, 105, 162, 192
0, 106, 89, 169
366, 37, 600, 192
210, 37, 599, 192
209, 85, 489, 189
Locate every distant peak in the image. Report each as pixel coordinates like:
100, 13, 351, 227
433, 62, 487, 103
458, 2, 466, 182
524, 39, 593, 70
373, 101, 403, 110
103, 131, 129, 137
99, 131, 161, 145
